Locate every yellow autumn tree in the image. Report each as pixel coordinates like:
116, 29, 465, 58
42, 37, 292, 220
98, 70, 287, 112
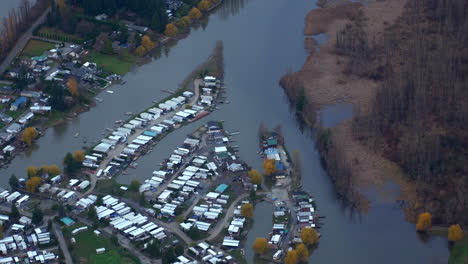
57, 0, 66, 12
252, 237, 268, 254
241, 203, 254, 219
67, 77, 79, 97
181, 16, 192, 27
26, 176, 42, 193
135, 45, 147, 57
74, 150, 85, 163
284, 250, 298, 264
263, 159, 277, 176
141, 35, 155, 51
164, 23, 178, 37
198, 0, 211, 11
22, 127, 39, 146
248, 169, 263, 185
41, 164, 61, 176
295, 243, 309, 262
416, 212, 432, 231
27, 166, 38, 178
189, 8, 202, 20
448, 224, 464, 242
301, 227, 319, 245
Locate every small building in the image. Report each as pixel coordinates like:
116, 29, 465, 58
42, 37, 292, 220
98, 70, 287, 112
6, 123, 21, 134
10, 97, 27, 111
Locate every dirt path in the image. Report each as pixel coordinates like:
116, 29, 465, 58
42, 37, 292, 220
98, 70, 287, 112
52, 222, 73, 264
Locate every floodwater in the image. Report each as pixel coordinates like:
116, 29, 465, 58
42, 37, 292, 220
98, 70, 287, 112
244, 202, 274, 262
319, 103, 353, 128
0, 0, 449, 263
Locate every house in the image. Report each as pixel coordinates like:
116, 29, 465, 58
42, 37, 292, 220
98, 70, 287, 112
10, 97, 27, 111
127, 24, 149, 33
18, 112, 34, 125
95, 14, 108, 20
0, 96, 11, 104
6, 123, 22, 134
0, 113, 13, 123
20, 91, 42, 98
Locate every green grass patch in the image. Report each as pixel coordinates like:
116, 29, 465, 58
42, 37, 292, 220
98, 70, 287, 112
95, 179, 140, 202
449, 237, 468, 264
87, 50, 136, 75
6, 109, 26, 120
64, 224, 138, 264
231, 250, 248, 264
21, 39, 55, 57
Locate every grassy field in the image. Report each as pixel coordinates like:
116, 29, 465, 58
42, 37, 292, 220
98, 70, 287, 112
87, 50, 136, 75
449, 237, 468, 264
21, 39, 55, 57
64, 224, 139, 264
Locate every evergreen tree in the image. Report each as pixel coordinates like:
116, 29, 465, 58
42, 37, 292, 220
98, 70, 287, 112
9, 174, 19, 190
10, 204, 20, 222
32, 207, 43, 225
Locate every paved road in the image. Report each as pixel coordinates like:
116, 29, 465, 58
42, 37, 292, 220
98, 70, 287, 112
52, 222, 73, 264
0, 6, 51, 74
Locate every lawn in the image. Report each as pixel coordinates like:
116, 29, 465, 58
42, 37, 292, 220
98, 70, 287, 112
20, 39, 55, 57
64, 224, 139, 264
449, 237, 468, 264
87, 50, 135, 75
6, 109, 26, 120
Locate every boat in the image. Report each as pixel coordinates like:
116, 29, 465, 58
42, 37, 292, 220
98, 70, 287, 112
106, 90, 114, 94
74, 132, 79, 138
106, 128, 113, 132
95, 98, 104, 102
125, 112, 134, 116
230, 131, 240, 136
115, 120, 124, 124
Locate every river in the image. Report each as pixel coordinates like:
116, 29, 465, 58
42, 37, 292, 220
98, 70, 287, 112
0, 0, 449, 263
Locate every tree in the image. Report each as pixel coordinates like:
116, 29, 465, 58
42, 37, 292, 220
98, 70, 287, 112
10, 204, 20, 222
63, 152, 80, 174
284, 250, 298, 264
74, 150, 85, 163
263, 159, 277, 176
27, 166, 38, 178
32, 207, 43, 225
301, 227, 319, 245
76, 20, 94, 37
295, 243, 309, 262
198, 0, 211, 12
102, 39, 114, 55
164, 23, 178, 37
147, 239, 161, 258
22, 127, 39, 146
188, 8, 202, 20
0, 225, 4, 239
134, 45, 147, 57
248, 169, 263, 185
9, 174, 19, 189
47, 165, 61, 176
26, 177, 42, 193
129, 180, 141, 192
181, 16, 192, 27
241, 203, 254, 219
141, 35, 155, 51
88, 206, 97, 220
448, 224, 464, 242
252, 237, 268, 254
96, 196, 103, 206
67, 77, 79, 97
416, 212, 432, 232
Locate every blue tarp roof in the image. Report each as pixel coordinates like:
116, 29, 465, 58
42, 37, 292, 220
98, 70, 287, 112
215, 184, 228, 193
276, 161, 285, 170
60, 217, 75, 226
12, 97, 27, 107
264, 148, 279, 155
143, 131, 157, 137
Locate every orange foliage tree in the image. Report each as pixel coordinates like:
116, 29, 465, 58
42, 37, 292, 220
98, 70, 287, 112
448, 224, 464, 242
22, 127, 39, 146
164, 23, 178, 37
198, 0, 211, 11
181, 16, 192, 27
416, 212, 432, 231
67, 77, 79, 97
141, 35, 155, 51
252, 237, 268, 254
74, 150, 85, 163
295, 243, 309, 262
40, 164, 61, 176
284, 250, 298, 264
189, 8, 202, 20
263, 159, 277, 176
301, 227, 319, 245
241, 203, 254, 219
26, 177, 42, 192
27, 166, 38, 178
248, 169, 263, 185
135, 45, 147, 57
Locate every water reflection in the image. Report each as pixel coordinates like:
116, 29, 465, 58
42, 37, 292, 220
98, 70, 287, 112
218, 0, 252, 20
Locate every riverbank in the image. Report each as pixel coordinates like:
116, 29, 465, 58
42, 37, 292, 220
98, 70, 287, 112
280, 0, 410, 212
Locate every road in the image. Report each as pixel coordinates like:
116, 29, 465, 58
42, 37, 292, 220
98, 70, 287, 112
0, 6, 51, 74
52, 222, 73, 264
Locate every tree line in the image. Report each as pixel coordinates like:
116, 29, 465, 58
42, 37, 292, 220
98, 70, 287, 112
0, 0, 51, 63
341, 0, 468, 224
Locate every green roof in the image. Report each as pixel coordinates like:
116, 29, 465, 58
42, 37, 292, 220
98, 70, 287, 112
267, 138, 278, 146
215, 184, 229, 193
60, 217, 75, 226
